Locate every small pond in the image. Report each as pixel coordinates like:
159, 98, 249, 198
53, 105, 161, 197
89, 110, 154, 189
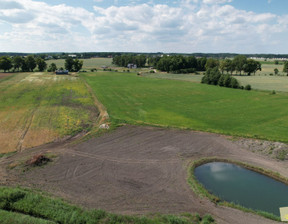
194, 162, 288, 216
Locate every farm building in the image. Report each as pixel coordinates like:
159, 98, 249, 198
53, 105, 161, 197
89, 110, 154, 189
127, 64, 137, 69
56, 70, 69, 75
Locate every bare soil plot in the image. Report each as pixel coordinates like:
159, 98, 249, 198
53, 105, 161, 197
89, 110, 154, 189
1, 125, 285, 224
0, 73, 13, 79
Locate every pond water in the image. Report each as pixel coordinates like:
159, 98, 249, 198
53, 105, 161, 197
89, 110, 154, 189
194, 162, 288, 216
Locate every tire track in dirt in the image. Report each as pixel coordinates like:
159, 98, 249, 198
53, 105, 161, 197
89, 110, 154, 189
16, 108, 37, 152
66, 149, 180, 164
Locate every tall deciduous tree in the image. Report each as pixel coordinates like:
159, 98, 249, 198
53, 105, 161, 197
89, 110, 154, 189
233, 55, 247, 75
65, 57, 74, 71
283, 61, 288, 75
243, 59, 261, 76
0, 56, 12, 72
73, 59, 83, 72
12, 56, 24, 72
25, 55, 36, 72
205, 58, 219, 70
36, 57, 47, 72
65, 57, 84, 72
47, 63, 57, 72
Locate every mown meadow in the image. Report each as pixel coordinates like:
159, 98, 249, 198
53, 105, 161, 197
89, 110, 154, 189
82, 71, 288, 142
0, 72, 98, 153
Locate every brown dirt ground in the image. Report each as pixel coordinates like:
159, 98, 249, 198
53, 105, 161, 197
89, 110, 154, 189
1, 125, 287, 224
0, 73, 13, 79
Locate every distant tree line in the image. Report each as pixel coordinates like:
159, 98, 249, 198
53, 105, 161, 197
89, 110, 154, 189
148, 55, 207, 73
147, 55, 261, 75
2, 52, 288, 60
0, 56, 83, 73
0, 55, 47, 72
112, 55, 147, 67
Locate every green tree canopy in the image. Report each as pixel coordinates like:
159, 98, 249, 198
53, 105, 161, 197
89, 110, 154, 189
283, 61, 288, 75
243, 59, 261, 76
25, 55, 36, 72
0, 56, 12, 72
12, 56, 24, 72
205, 58, 219, 70
36, 57, 47, 72
47, 63, 57, 72
233, 55, 247, 75
73, 59, 83, 72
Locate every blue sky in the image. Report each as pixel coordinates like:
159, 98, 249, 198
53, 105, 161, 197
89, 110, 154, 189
1, 0, 288, 53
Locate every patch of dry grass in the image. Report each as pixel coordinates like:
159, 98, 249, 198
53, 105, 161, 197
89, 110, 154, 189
0, 72, 98, 153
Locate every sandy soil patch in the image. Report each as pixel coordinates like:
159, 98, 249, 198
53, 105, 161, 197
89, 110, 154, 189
1, 125, 286, 224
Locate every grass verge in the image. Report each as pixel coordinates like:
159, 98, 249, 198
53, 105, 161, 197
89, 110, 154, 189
188, 157, 283, 222
0, 186, 214, 224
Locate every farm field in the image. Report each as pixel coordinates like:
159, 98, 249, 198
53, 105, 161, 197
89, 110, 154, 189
1, 125, 282, 224
82, 71, 288, 142
0, 72, 98, 153
46, 57, 114, 70
144, 63, 288, 92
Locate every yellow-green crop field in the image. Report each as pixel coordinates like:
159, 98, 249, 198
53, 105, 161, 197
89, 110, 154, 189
0, 72, 98, 153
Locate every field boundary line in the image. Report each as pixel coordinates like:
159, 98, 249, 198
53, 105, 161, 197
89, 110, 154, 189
81, 77, 109, 129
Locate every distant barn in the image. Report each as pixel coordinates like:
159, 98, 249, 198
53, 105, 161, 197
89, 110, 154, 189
127, 64, 137, 69
56, 70, 69, 75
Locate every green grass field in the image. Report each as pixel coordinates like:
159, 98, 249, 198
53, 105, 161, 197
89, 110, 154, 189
144, 63, 288, 92
46, 58, 114, 70
82, 71, 288, 142
0, 72, 98, 153
0, 186, 213, 224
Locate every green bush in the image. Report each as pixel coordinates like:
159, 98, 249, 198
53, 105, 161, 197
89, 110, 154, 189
202, 68, 240, 89
244, 84, 252, 90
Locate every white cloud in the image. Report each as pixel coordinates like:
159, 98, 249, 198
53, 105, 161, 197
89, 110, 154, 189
0, 0, 287, 53
202, 0, 232, 4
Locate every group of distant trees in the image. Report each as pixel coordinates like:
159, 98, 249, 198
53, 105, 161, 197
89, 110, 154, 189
149, 55, 207, 73
149, 55, 261, 76
112, 54, 262, 76
0, 56, 83, 73
112, 55, 147, 67
201, 67, 240, 89
64, 58, 83, 72
0, 56, 47, 72
201, 67, 251, 90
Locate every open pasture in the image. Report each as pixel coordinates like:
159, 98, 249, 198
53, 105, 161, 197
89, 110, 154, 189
46, 57, 114, 70
258, 63, 285, 76
0, 72, 98, 153
82, 71, 288, 142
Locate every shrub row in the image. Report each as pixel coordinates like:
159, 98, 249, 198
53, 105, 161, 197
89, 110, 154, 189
201, 68, 252, 90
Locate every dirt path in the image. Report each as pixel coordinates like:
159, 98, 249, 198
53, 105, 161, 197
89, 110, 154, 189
82, 77, 109, 126
1, 125, 286, 224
